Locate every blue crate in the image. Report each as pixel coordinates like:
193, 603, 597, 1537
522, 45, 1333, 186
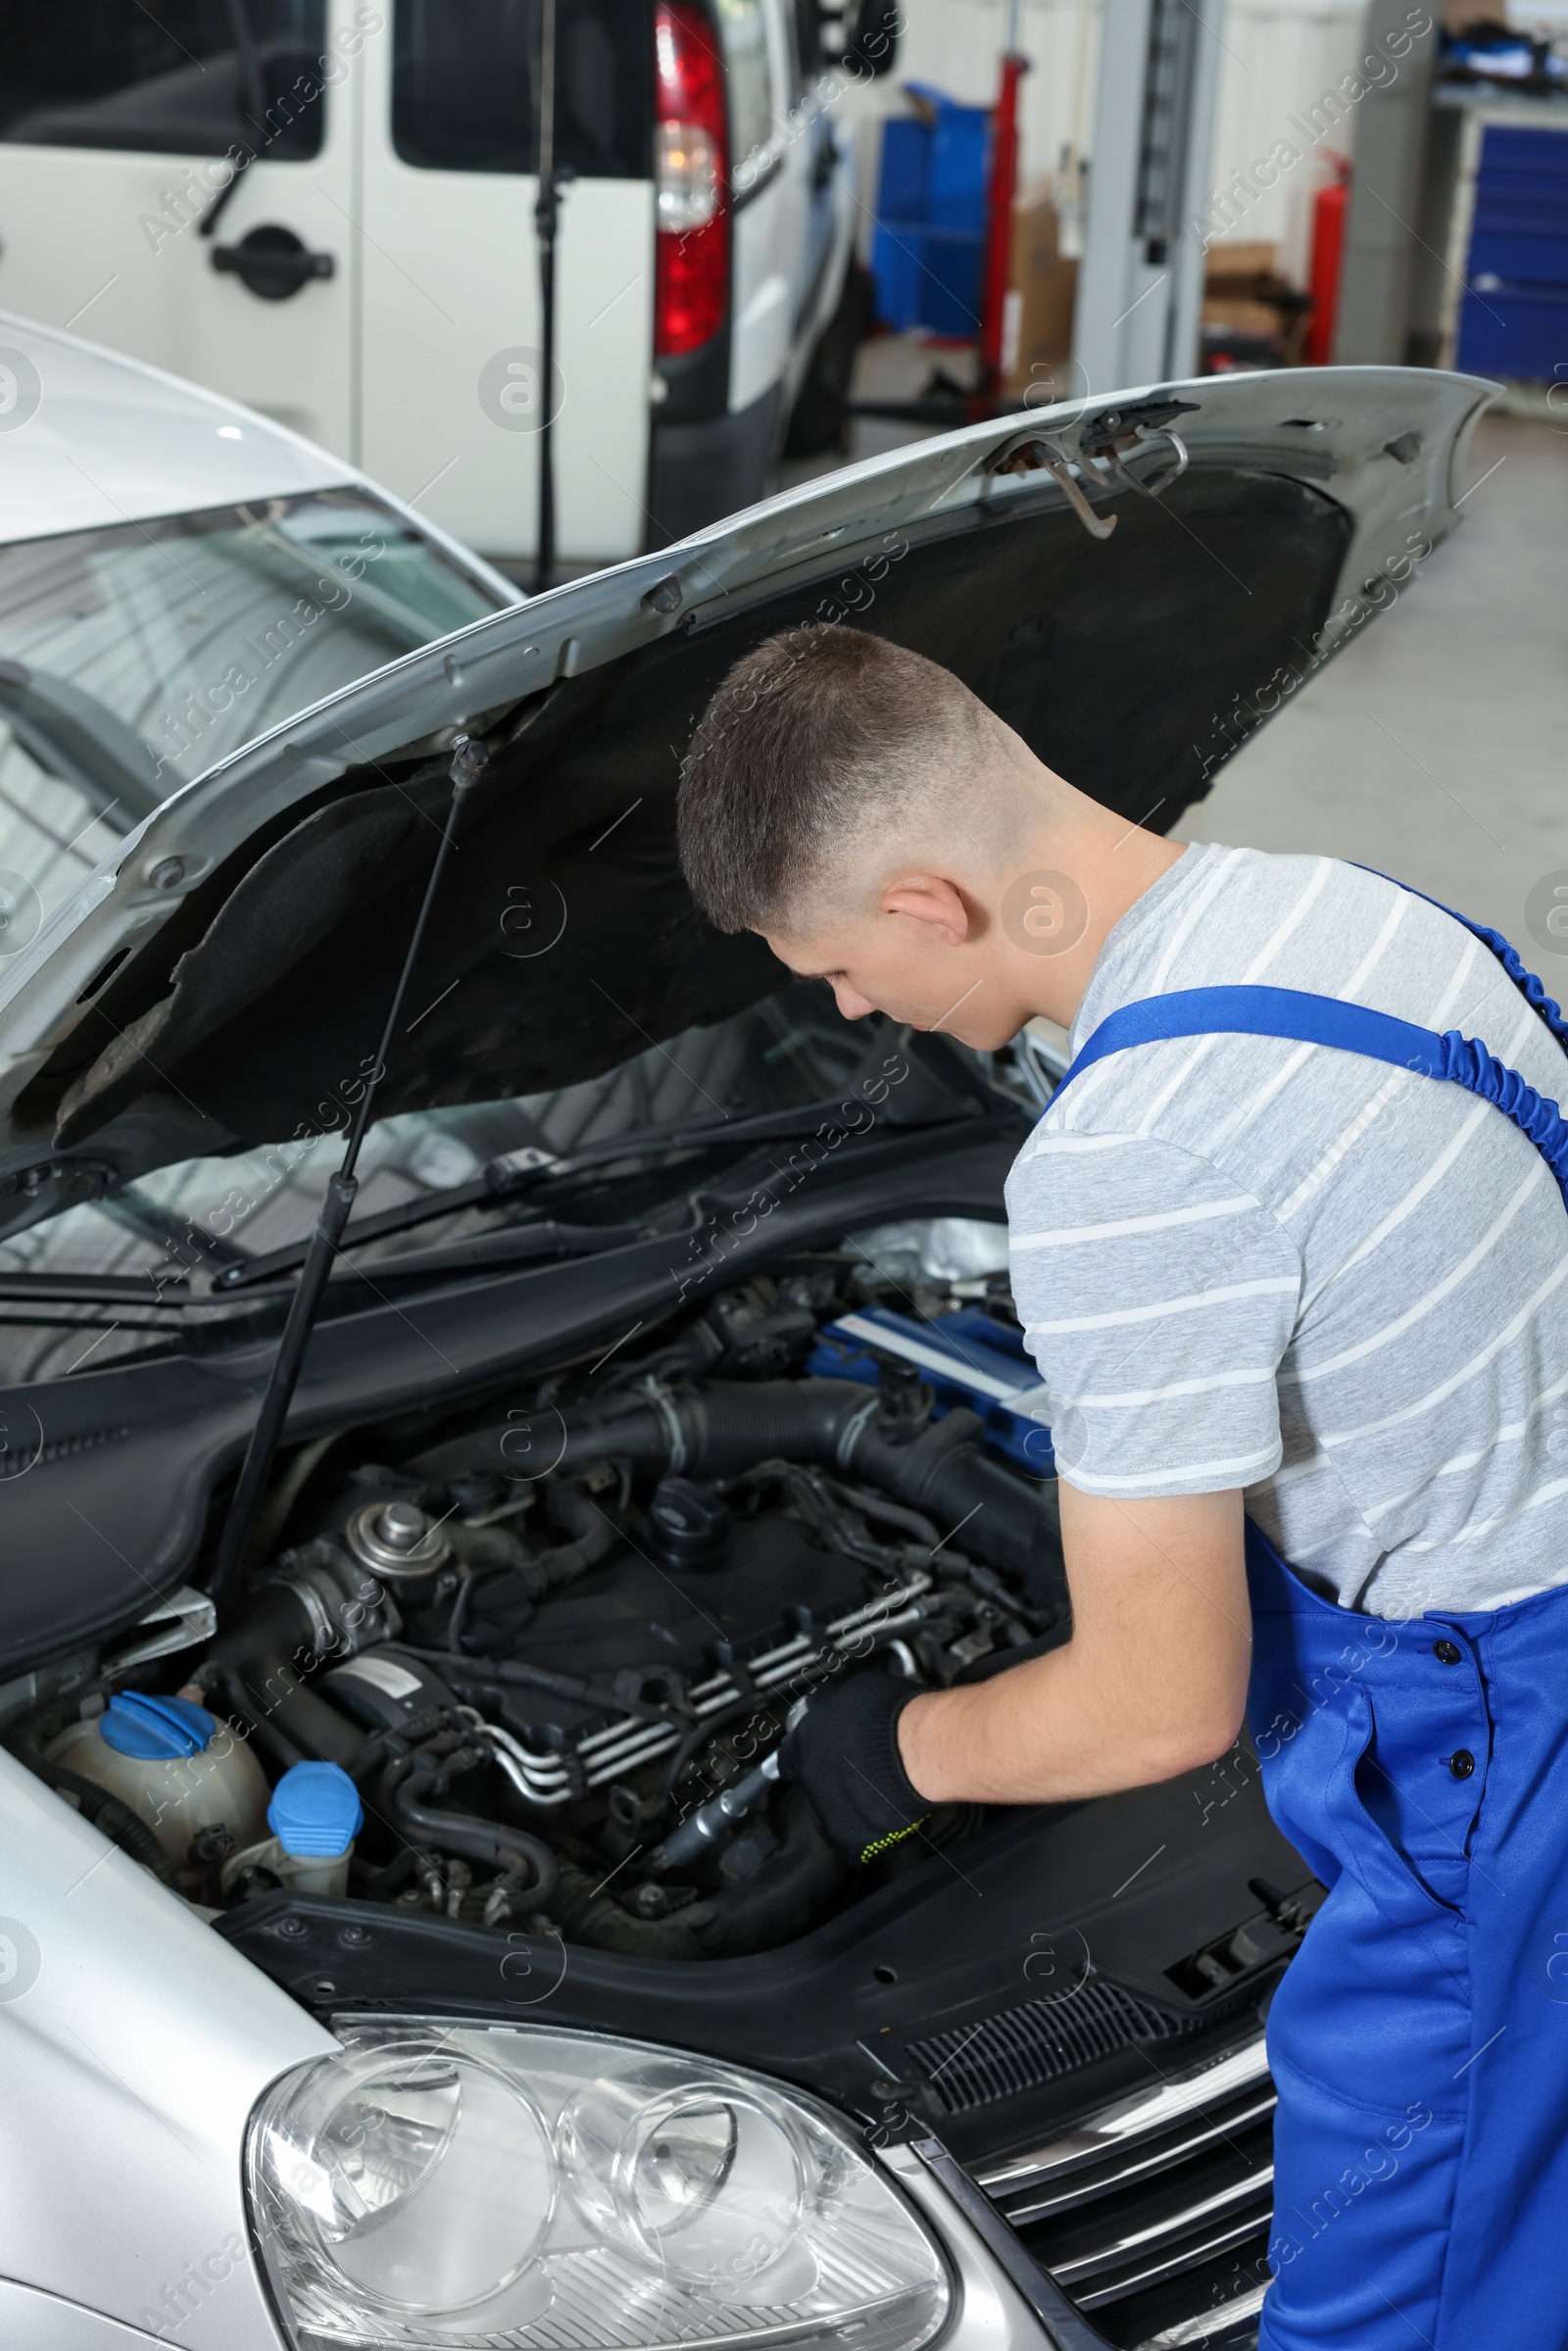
868, 219, 927, 330
877, 116, 930, 220
869, 219, 985, 336
918, 225, 987, 335
870, 85, 990, 335
911, 82, 989, 232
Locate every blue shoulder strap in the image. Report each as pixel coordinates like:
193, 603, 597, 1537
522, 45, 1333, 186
1353, 865, 1568, 1054
1052, 901, 1568, 1208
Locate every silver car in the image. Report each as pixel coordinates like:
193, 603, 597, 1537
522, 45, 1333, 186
0, 361, 1492, 2351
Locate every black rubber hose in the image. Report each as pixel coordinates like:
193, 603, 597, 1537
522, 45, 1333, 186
659, 1690, 762, 1808
412, 1400, 664, 1486
391, 1746, 560, 1903
19, 1748, 180, 1887
412, 1378, 1066, 1611
673, 1382, 1065, 1606
203, 1661, 305, 1774
849, 1407, 1067, 1606
537, 1481, 620, 1586
548, 1786, 840, 1959
345, 1706, 449, 1786
193, 1584, 366, 1768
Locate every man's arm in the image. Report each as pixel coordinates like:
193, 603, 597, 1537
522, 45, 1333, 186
896, 1485, 1251, 1805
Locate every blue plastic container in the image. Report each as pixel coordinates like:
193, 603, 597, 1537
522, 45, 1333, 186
870, 84, 990, 337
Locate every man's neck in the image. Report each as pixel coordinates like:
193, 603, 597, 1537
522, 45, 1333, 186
1023, 810, 1186, 1031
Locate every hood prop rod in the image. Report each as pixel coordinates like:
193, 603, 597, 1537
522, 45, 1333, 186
209, 733, 489, 1612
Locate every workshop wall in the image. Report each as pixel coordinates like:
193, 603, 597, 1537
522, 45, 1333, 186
1206, 0, 1380, 281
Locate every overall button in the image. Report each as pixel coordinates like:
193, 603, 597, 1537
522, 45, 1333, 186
1434, 1640, 1463, 1665
1449, 1749, 1476, 1780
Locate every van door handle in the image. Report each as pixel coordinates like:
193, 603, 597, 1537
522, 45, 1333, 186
212, 225, 335, 301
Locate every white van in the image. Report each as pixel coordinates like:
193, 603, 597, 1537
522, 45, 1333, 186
0, 2, 895, 574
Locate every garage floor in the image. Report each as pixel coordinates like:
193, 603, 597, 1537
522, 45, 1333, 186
780, 355, 1566, 955
1171, 410, 1568, 948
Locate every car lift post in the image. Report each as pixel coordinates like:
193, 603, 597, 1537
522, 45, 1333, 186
979, 0, 1029, 404
534, 0, 566, 593
848, 0, 1223, 430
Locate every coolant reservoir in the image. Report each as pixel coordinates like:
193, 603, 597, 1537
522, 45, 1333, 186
220, 1761, 363, 1900
48, 1691, 271, 1870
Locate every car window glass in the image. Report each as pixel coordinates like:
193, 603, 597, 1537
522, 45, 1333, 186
0, 490, 503, 955
0, 2, 328, 160
392, 0, 651, 177
716, 0, 778, 175
782, 0, 819, 108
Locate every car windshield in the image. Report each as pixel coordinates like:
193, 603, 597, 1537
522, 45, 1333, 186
0, 488, 506, 953
0, 984, 964, 1383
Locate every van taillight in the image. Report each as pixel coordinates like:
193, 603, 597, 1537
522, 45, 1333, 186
654, 1, 729, 357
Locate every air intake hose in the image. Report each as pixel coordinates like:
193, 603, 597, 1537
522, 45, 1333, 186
192, 1556, 379, 1769
417, 1380, 1066, 1615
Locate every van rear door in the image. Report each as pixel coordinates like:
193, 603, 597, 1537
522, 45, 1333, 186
355, 2, 655, 571
0, 2, 358, 453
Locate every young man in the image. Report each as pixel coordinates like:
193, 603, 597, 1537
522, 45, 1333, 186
676, 623, 1568, 2351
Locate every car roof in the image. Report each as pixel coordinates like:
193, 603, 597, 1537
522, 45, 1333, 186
0, 309, 360, 543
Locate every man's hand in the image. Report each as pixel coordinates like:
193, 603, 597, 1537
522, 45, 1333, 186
898, 1486, 1250, 1806
780, 1671, 929, 1865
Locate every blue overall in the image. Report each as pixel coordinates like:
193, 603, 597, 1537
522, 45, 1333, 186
1051, 888, 1568, 2348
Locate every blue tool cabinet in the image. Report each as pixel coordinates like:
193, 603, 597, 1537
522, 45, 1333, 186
1449, 115, 1568, 380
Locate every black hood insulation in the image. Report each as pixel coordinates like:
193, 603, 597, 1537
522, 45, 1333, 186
21, 465, 1350, 1157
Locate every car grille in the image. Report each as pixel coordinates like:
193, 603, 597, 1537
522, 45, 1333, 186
970, 2029, 1276, 2350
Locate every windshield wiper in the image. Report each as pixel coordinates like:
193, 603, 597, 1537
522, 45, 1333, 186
0, 1269, 190, 1303
218, 1216, 643, 1296
209, 1091, 962, 1295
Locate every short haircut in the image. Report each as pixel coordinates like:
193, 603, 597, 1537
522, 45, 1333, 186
677, 624, 995, 934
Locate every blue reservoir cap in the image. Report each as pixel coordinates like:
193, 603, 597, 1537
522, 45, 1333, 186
268, 1761, 363, 1859
101, 1691, 215, 1760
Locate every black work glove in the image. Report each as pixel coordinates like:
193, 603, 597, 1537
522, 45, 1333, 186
781, 1672, 929, 1867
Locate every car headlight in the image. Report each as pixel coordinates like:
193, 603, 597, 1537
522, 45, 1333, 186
247, 2019, 951, 2350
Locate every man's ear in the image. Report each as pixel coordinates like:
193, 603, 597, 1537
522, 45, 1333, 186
881, 874, 972, 945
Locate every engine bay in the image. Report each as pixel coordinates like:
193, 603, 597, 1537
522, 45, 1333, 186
8, 1237, 1069, 1961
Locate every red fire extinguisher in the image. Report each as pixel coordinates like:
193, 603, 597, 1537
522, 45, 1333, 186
1307, 155, 1350, 366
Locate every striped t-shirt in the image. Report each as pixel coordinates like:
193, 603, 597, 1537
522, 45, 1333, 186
1005, 845, 1568, 1619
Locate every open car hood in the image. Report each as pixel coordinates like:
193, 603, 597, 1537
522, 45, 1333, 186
0, 367, 1494, 1224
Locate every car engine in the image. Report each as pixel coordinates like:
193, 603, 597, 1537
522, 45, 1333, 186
10, 1246, 1068, 1960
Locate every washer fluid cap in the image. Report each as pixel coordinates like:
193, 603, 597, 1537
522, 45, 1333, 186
101, 1690, 216, 1759
268, 1761, 364, 1858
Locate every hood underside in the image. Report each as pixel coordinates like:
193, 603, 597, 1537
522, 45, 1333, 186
0, 367, 1494, 1212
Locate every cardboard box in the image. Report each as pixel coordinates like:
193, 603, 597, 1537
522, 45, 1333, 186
1202, 241, 1312, 367
1201, 296, 1289, 339
1002, 178, 1078, 399
1204, 240, 1278, 286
